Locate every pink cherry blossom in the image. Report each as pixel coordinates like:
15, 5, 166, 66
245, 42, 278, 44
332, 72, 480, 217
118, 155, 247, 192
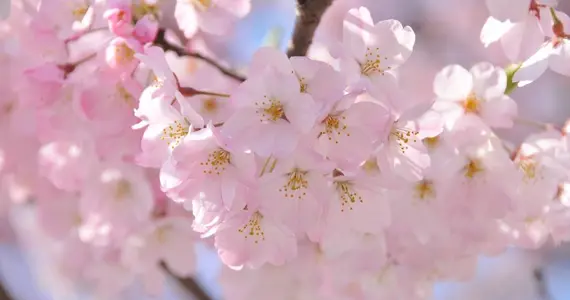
104, 3, 134, 37
79, 162, 154, 227
214, 204, 297, 270
340, 6, 415, 98
314, 92, 390, 169
513, 10, 570, 86
122, 216, 196, 279
256, 147, 334, 237
105, 37, 143, 74
221, 66, 317, 157
433, 63, 518, 129
161, 124, 256, 212
480, 0, 553, 62
175, 0, 251, 38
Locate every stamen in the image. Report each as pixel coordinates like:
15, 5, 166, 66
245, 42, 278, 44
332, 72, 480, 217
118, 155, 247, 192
391, 127, 419, 153
320, 115, 349, 144
255, 97, 284, 122
237, 211, 265, 244
192, 0, 212, 10
414, 180, 435, 200
423, 136, 440, 150
360, 47, 390, 76
114, 179, 132, 200
114, 42, 135, 65
463, 92, 480, 114
72, 4, 89, 21
279, 169, 308, 200
463, 159, 484, 179
335, 181, 363, 212
200, 149, 231, 175
116, 84, 136, 108
160, 119, 190, 148
202, 97, 218, 113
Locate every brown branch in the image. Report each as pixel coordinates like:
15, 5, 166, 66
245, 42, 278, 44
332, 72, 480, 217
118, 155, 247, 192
154, 29, 246, 82
286, 0, 334, 57
533, 268, 552, 300
0, 280, 13, 300
161, 263, 212, 300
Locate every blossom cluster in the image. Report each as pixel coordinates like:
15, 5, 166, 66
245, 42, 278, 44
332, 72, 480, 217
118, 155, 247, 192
0, 0, 569, 299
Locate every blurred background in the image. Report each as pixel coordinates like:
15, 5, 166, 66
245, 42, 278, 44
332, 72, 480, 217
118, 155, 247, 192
1, 0, 570, 299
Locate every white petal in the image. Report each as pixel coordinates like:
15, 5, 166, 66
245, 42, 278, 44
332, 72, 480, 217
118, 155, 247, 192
480, 17, 515, 47
343, 7, 374, 60
433, 65, 473, 100
470, 62, 507, 99
513, 43, 554, 86
549, 41, 570, 77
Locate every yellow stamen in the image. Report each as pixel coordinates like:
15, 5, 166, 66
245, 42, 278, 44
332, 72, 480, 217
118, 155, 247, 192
237, 212, 265, 244
200, 149, 231, 175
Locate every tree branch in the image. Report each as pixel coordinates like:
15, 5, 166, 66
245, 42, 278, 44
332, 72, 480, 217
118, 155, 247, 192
154, 29, 246, 82
0, 281, 13, 300
533, 267, 552, 300
286, 0, 334, 57
161, 263, 212, 300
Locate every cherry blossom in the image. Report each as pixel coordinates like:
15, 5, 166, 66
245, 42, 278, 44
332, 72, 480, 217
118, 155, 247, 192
2, 1, 570, 299
433, 63, 518, 129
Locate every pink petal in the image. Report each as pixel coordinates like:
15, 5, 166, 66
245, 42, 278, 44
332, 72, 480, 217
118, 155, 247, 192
433, 65, 473, 100
470, 62, 507, 99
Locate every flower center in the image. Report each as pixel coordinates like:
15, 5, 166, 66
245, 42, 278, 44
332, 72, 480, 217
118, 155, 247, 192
390, 126, 419, 153
132, 1, 160, 20
161, 119, 190, 148
320, 115, 349, 144
360, 47, 389, 76
202, 97, 218, 113
423, 135, 440, 150
115, 42, 135, 65
116, 84, 136, 108
238, 212, 265, 244
463, 159, 484, 179
361, 159, 380, 173
298, 76, 308, 93
155, 224, 173, 243
192, 0, 211, 10
414, 180, 435, 200
255, 97, 284, 122
335, 181, 363, 212
200, 149, 231, 175
463, 93, 480, 114
72, 5, 89, 21
279, 168, 309, 200
518, 157, 542, 181
114, 179, 132, 200
1, 101, 15, 116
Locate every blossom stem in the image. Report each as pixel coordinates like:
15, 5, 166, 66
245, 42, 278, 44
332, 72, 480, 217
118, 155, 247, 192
178, 87, 230, 98
286, 0, 334, 57
550, 8, 561, 25
504, 63, 522, 95
153, 29, 246, 82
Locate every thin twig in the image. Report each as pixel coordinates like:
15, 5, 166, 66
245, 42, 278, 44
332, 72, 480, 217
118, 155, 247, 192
0, 280, 13, 300
533, 267, 552, 300
161, 263, 212, 300
286, 0, 334, 57
154, 29, 246, 82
